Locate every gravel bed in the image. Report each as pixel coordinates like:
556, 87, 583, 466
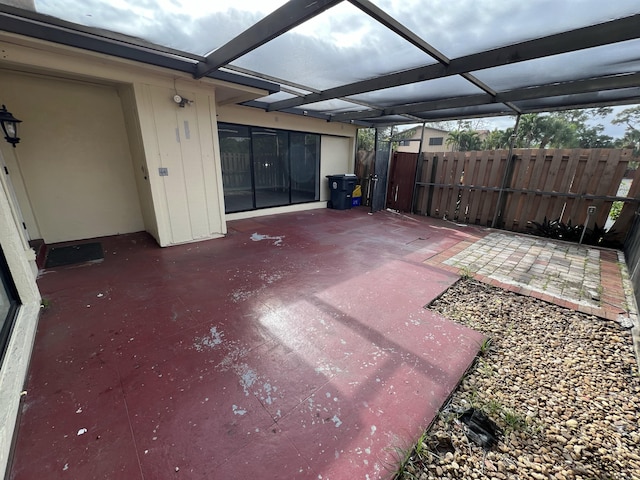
397, 279, 640, 480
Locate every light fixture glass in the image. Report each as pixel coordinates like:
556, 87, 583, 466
0, 105, 21, 148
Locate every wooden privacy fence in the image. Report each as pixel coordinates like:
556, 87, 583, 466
222, 152, 289, 191
413, 148, 639, 238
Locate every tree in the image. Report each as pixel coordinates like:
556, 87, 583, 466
612, 106, 640, 156
446, 129, 482, 151
552, 108, 614, 148
576, 124, 614, 148
482, 129, 512, 149
512, 114, 578, 148
357, 128, 375, 151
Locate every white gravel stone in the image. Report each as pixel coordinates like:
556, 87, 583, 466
396, 280, 640, 480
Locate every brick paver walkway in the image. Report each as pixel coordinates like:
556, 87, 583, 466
426, 231, 637, 326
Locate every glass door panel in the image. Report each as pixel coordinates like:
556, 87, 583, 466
290, 133, 320, 203
252, 128, 290, 208
220, 124, 254, 213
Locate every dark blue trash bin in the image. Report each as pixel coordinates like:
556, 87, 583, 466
327, 175, 357, 210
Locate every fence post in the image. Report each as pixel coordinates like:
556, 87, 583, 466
492, 115, 521, 228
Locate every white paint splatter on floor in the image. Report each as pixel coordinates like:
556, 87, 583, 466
250, 233, 285, 246
331, 415, 342, 427
232, 404, 247, 416
238, 365, 258, 396
193, 327, 224, 352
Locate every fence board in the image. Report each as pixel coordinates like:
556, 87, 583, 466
556, 150, 582, 223
547, 151, 565, 220
441, 154, 460, 218
410, 148, 634, 238
517, 150, 547, 229
460, 152, 487, 223
479, 151, 508, 226
456, 154, 471, 221
431, 154, 448, 217
503, 149, 532, 230
540, 150, 567, 221
593, 149, 628, 227
449, 153, 467, 220
437, 154, 451, 217
567, 150, 600, 222
613, 166, 640, 241
562, 150, 588, 224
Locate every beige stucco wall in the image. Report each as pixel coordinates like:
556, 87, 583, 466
0, 32, 271, 247
0, 70, 144, 243
117, 85, 160, 243
133, 83, 226, 245
396, 127, 452, 154
320, 135, 355, 201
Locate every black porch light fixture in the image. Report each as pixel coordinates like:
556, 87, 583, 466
0, 105, 22, 148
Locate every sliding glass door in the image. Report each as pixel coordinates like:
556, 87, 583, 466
219, 123, 320, 213
290, 133, 320, 204
252, 128, 290, 209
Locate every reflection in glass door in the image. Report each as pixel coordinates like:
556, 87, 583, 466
252, 128, 289, 208
219, 125, 253, 213
290, 133, 320, 204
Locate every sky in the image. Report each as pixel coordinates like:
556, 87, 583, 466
483, 106, 632, 139
396, 105, 635, 139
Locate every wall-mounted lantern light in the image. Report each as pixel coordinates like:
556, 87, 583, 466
0, 105, 21, 148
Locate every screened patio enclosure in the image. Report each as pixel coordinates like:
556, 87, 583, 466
2, 0, 639, 130
2, 3, 640, 478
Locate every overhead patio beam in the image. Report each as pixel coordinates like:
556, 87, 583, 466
268, 14, 640, 111
513, 96, 640, 115
0, 5, 280, 93
348, 0, 521, 116
330, 72, 640, 122
348, 0, 449, 64
194, 0, 343, 79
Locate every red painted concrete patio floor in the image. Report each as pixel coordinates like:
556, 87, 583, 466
10, 209, 485, 480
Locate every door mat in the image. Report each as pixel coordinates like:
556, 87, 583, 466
45, 242, 104, 268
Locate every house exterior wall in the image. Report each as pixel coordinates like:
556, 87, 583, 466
217, 105, 357, 218
133, 83, 227, 245
320, 135, 355, 201
117, 85, 160, 244
0, 70, 145, 244
396, 127, 452, 154
0, 33, 271, 247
